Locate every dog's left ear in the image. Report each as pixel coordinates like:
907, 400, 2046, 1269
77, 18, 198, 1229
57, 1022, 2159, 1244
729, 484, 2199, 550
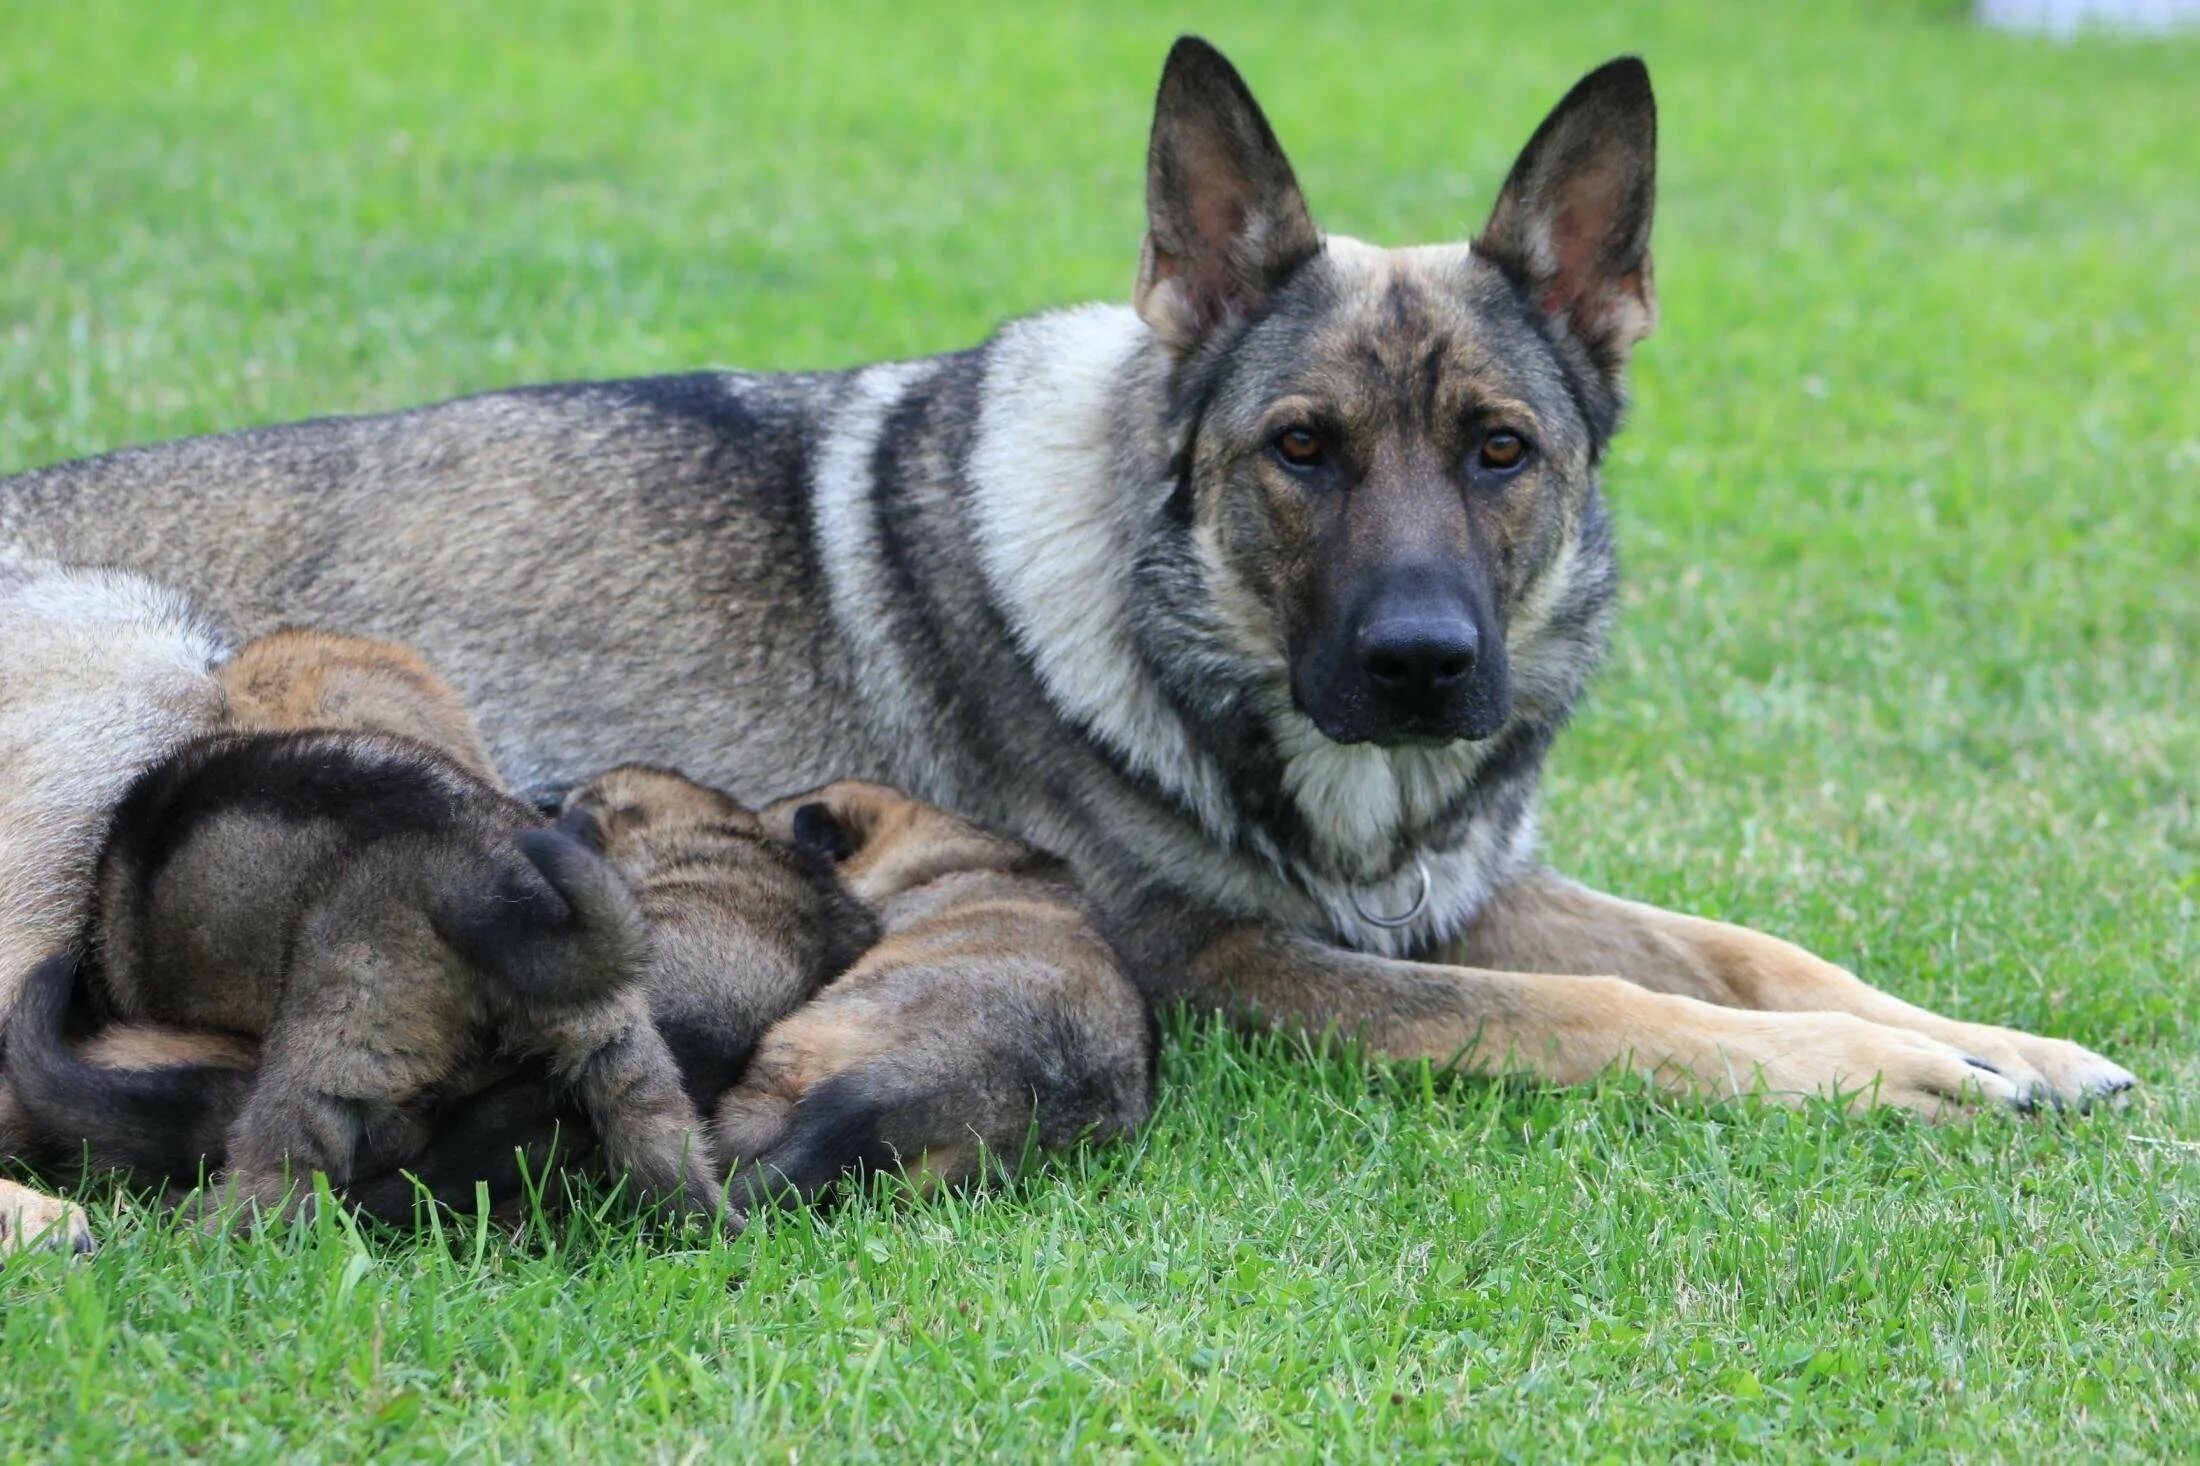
1476, 57, 1658, 383
1136, 37, 1322, 355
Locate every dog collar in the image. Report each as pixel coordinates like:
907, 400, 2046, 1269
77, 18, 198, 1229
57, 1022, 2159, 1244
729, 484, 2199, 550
1351, 855, 1431, 930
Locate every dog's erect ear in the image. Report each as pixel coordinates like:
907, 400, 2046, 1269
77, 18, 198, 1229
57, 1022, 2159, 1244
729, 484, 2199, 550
1136, 37, 1322, 355
1475, 57, 1658, 380
789, 802, 856, 863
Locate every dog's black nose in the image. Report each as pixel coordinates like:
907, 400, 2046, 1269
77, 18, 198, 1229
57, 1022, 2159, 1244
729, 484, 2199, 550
1357, 614, 1478, 706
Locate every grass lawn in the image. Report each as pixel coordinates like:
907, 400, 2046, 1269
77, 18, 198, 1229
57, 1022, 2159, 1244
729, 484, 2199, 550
3, 0, 2195, 1456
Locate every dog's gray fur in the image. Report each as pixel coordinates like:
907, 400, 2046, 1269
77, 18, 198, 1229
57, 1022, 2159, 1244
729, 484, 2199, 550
0, 560, 229, 1016
0, 560, 228, 1250
0, 40, 2134, 1124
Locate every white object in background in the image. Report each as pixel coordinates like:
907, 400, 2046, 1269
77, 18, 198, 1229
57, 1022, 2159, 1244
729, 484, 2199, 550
1978, 0, 2200, 34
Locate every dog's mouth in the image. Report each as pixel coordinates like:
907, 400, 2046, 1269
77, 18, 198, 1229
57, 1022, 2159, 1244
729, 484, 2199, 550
1293, 672, 1511, 749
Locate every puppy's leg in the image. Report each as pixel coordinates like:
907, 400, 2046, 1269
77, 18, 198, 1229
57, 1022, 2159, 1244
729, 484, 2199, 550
214, 1071, 366, 1231
0, 1177, 92, 1257
207, 925, 463, 1231
1191, 924, 2033, 1118
537, 994, 718, 1219
1451, 870, 2136, 1107
711, 1001, 898, 1186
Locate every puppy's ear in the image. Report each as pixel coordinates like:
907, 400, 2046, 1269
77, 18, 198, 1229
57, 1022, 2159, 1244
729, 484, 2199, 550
1136, 36, 1322, 355
555, 802, 607, 855
1475, 57, 1658, 390
789, 802, 856, 863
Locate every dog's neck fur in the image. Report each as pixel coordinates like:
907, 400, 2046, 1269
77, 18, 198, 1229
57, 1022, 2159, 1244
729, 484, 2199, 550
962, 297, 1592, 952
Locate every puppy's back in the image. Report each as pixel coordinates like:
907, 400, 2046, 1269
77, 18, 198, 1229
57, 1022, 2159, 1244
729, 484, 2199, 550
220, 627, 500, 783
94, 729, 528, 1030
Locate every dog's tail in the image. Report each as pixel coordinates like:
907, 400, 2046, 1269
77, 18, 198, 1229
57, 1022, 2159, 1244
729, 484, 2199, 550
3, 952, 252, 1179
434, 828, 647, 1009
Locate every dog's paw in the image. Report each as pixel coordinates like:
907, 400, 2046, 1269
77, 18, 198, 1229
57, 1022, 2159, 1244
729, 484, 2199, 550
1699, 1010, 2032, 1119
0, 1181, 95, 1258
1925, 1022, 2136, 1110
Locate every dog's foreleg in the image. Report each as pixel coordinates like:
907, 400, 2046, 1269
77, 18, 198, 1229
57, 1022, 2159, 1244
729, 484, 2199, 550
1188, 924, 2045, 1117
1448, 870, 2136, 1108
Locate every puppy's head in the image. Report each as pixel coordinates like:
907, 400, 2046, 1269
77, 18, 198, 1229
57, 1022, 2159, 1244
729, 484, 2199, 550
761, 780, 1026, 906
557, 764, 757, 861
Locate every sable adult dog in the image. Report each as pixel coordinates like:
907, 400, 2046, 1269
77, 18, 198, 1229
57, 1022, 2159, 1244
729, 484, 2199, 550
0, 40, 2133, 1125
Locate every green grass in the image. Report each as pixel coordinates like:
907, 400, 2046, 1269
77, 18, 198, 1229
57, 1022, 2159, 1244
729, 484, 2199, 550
3, 0, 2195, 1456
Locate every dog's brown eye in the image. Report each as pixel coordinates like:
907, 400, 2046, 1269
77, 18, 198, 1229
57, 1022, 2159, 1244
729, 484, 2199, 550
1274, 427, 1327, 470
1477, 430, 1529, 472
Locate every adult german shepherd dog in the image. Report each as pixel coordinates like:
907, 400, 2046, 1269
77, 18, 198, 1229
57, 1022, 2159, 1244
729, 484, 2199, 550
0, 38, 2134, 1238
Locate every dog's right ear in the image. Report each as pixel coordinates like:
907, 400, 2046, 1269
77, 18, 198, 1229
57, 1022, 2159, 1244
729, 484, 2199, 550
789, 802, 856, 863
1136, 37, 1321, 356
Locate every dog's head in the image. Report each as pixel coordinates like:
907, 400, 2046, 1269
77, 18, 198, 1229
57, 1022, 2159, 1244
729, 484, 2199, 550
1139, 39, 1650, 747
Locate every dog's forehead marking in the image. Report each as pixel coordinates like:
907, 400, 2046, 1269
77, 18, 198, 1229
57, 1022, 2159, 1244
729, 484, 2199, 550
1321, 234, 1476, 285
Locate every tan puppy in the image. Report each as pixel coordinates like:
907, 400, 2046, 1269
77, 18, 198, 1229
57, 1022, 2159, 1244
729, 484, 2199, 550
221, 626, 501, 784
717, 781, 1155, 1212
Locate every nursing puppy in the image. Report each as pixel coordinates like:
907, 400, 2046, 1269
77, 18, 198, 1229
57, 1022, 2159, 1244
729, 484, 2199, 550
344, 766, 882, 1212
0, 558, 228, 1255
715, 781, 1155, 1212
559, 765, 879, 1108
3, 623, 499, 1181
4, 633, 719, 1226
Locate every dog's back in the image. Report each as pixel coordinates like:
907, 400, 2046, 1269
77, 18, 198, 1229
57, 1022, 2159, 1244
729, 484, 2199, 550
90, 730, 512, 1029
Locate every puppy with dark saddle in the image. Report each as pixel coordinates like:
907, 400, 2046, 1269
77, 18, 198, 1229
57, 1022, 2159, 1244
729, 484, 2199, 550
3, 632, 719, 1228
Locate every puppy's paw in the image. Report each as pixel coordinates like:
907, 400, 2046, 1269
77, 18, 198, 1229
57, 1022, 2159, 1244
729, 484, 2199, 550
0, 1181, 94, 1258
